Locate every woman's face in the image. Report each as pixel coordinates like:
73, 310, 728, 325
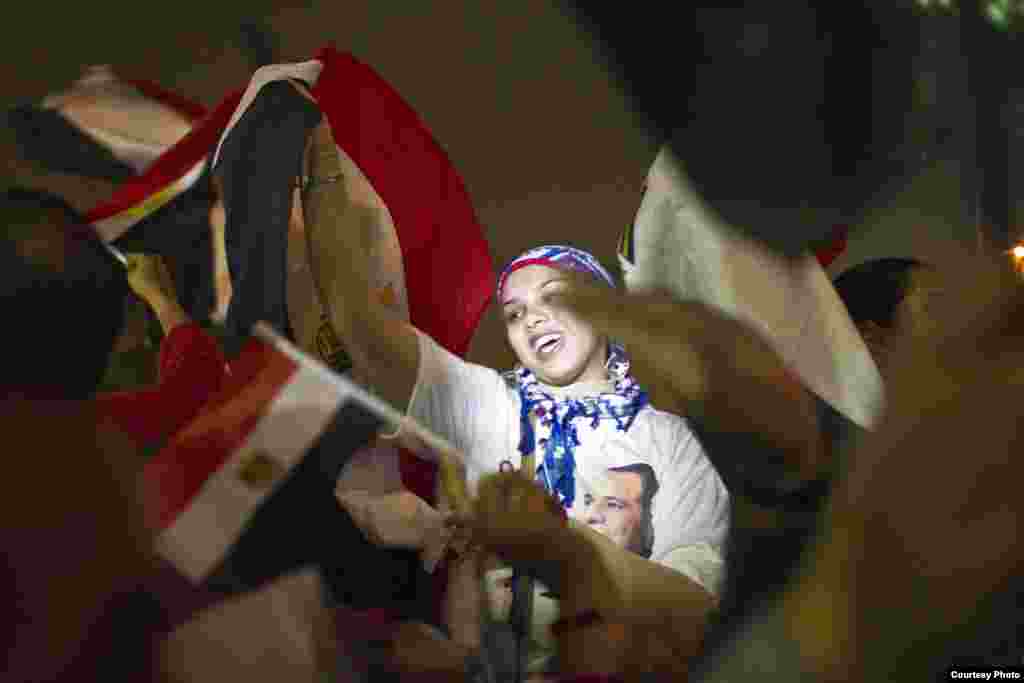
501, 264, 608, 387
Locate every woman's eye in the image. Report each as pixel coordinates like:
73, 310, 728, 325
543, 291, 565, 306
505, 310, 522, 323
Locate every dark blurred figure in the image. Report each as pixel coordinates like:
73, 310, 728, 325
1, 187, 130, 399
837, 257, 1024, 672
0, 187, 161, 681
833, 257, 944, 366
0, 188, 330, 683
567, 1, 921, 255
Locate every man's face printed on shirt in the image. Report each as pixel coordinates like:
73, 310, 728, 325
581, 468, 649, 557
501, 264, 608, 387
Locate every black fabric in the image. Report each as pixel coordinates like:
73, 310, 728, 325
112, 172, 218, 322
7, 105, 135, 182
214, 79, 321, 349
564, 2, 920, 257
211, 83, 434, 620
938, 580, 1024, 674
688, 395, 848, 515
203, 401, 381, 594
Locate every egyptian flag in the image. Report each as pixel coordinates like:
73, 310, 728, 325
7, 68, 222, 320
80, 87, 244, 323
211, 46, 492, 356
143, 327, 439, 615
619, 146, 884, 430
211, 46, 493, 500
209, 50, 492, 617
137, 49, 490, 618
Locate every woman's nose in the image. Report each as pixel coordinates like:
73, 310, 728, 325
526, 308, 548, 328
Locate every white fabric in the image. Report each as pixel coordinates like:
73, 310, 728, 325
622, 146, 885, 428
404, 329, 730, 574
156, 356, 344, 582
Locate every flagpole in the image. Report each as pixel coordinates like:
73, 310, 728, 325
252, 321, 475, 513
104, 242, 128, 267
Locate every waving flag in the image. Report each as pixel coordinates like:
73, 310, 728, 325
212, 46, 492, 359
620, 146, 884, 428
211, 47, 493, 507
144, 328, 384, 584
124, 51, 489, 629
84, 91, 239, 243
80, 49, 490, 589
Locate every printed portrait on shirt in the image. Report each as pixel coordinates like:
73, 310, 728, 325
580, 463, 659, 559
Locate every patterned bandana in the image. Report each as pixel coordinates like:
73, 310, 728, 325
499, 245, 647, 508
496, 244, 616, 302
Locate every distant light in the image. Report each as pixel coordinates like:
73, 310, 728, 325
1013, 245, 1024, 259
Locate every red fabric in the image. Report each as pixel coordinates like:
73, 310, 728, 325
310, 47, 494, 508
96, 323, 226, 447
142, 337, 294, 530
815, 224, 849, 269
90, 49, 494, 624
311, 47, 493, 360
498, 257, 570, 299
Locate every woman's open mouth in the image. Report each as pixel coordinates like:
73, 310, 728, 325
532, 332, 564, 357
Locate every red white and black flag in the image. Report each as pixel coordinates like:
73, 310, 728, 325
128, 49, 491, 617
144, 326, 383, 584
210, 46, 492, 359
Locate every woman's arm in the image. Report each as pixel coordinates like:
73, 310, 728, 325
301, 112, 421, 413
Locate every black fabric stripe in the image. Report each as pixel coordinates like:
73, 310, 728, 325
214, 80, 322, 346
